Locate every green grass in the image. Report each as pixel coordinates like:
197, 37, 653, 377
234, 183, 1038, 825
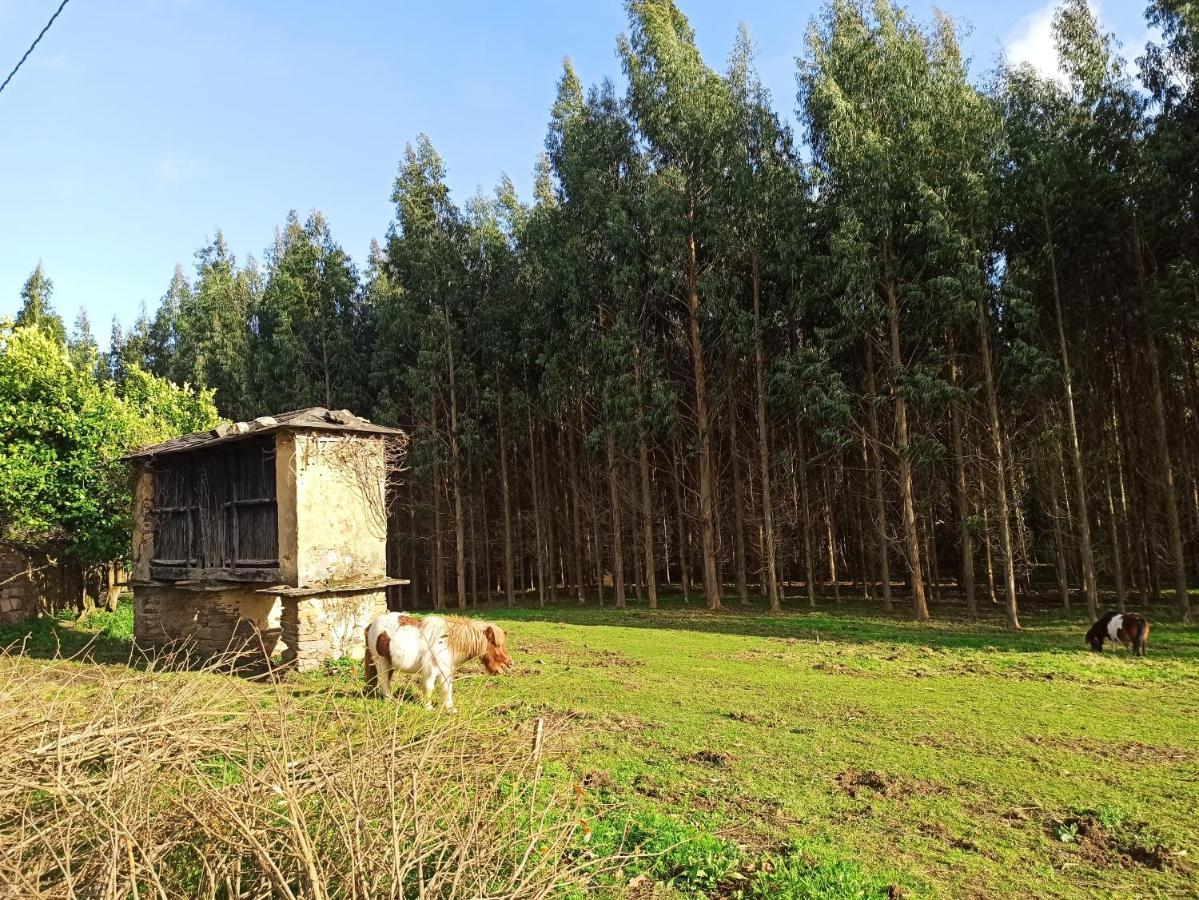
6, 593, 1198, 898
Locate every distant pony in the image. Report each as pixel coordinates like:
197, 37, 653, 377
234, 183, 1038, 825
1086, 611, 1150, 657
364, 613, 512, 709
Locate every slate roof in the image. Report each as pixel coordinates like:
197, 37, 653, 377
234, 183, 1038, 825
124, 407, 405, 460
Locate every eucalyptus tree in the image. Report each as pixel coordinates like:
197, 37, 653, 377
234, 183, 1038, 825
250, 211, 360, 414
548, 58, 653, 609
147, 265, 188, 380
999, 63, 1101, 621
15, 264, 66, 345
161, 232, 259, 420
68, 308, 98, 375
621, 0, 735, 609
1001, 0, 1189, 621
382, 136, 474, 609
1141, 0, 1198, 621
468, 174, 530, 606
802, 0, 922, 619
722, 25, 800, 611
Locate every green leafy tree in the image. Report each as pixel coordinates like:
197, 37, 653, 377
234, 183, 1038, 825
0, 323, 218, 598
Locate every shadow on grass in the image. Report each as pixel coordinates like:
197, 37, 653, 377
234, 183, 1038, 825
447, 589, 1199, 660
0, 607, 137, 665
7, 591, 1197, 670
0, 601, 286, 680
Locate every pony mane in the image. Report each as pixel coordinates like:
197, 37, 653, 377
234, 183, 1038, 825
443, 616, 503, 664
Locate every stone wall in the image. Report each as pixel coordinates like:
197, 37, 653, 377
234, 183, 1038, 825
133, 586, 284, 657
290, 433, 388, 586
0, 544, 82, 625
133, 585, 383, 671
280, 590, 387, 673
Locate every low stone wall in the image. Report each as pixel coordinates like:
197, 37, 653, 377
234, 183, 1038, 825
133, 586, 284, 658
133, 585, 384, 671
0, 544, 82, 625
280, 590, 387, 673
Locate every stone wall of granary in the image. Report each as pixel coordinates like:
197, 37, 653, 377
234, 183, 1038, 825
286, 433, 388, 586
133, 586, 384, 671
133, 586, 284, 657
280, 590, 387, 673
0, 543, 82, 625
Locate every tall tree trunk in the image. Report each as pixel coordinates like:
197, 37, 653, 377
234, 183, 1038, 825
445, 304, 467, 611
1134, 217, 1190, 622
752, 256, 780, 611
481, 467, 492, 604
606, 421, 626, 609
882, 242, 928, 621
539, 423, 558, 604
687, 224, 721, 609
1108, 406, 1133, 612
796, 427, 818, 607
528, 420, 546, 607
568, 424, 586, 604
979, 471, 998, 606
1049, 460, 1072, 612
727, 379, 750, 607
948, 336, 977, 618
496, 379, 515, 606
634, 346, 659, 608
976, 297, 1020, 629
468, 490, 478, 607
407, 473, 419, 609
823, 464, 841, 603
1103, 454, 1128, 613
864, 341, 893, 611
432, 464, 445, 610
671, 426, 691, 603
1044, 207, 1099, 620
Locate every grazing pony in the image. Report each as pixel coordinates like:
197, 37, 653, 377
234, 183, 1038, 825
363, 613, 512, 709
1086, 611, 1150, 657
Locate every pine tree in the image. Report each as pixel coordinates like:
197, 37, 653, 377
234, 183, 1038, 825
15, 264, 66, 345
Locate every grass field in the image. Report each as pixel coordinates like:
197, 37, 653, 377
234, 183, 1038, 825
3, 593, 1198, 898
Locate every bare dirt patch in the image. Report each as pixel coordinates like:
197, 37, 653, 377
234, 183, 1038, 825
812, 661, 874, 677
1048, 815, 1184, 873
686, 748, 732, 767
835, 769, 947, 800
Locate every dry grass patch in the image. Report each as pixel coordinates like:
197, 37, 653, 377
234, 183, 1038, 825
0, 649, 606, 899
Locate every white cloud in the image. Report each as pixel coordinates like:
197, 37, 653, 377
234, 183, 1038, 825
1003, 0, 1155, 84
1004, 1, 1067, 82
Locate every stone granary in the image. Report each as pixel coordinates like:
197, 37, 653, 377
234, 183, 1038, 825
125, 408, 407, 671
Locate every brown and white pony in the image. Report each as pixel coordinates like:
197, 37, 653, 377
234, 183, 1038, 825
363, 613, 512, 709
1086, 611, 1150, 657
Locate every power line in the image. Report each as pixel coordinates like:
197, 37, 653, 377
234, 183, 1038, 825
0, 0, 71, 98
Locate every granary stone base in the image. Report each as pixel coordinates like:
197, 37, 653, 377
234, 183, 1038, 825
133, 585, 385, 672
280, 590, 387, 673
133, 586, 285, 659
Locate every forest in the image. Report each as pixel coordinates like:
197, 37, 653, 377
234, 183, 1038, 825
26, 0, 1199, 627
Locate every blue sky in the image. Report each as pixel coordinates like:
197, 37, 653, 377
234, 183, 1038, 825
0, 0, 1149, 345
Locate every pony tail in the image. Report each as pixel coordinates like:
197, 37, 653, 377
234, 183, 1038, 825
1136, 620, 1150, 657
363, 625, 377, 693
